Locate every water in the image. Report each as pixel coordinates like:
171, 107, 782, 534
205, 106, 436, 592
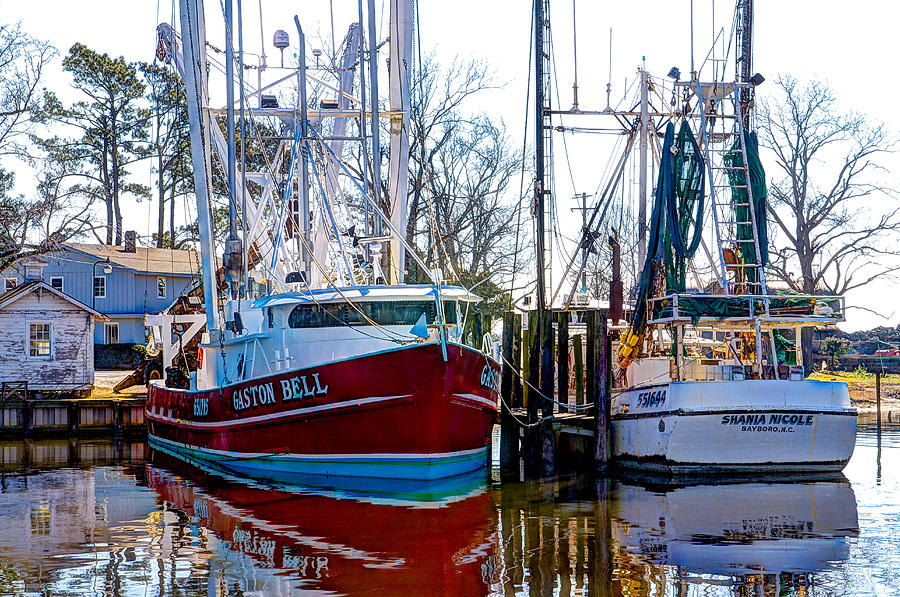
0, 419, 896, 596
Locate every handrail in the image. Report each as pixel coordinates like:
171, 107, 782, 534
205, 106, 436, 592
645, 292, 845, 323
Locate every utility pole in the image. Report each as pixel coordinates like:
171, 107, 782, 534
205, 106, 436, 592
571, 192, 589, 292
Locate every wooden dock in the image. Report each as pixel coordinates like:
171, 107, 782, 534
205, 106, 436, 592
499, 309, 611, 480
0, 397, 147, 438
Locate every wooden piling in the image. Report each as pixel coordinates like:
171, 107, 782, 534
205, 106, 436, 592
587, 311, 610, 471
500, 312, 519, 477
557, 312, 569, 414
539, 309, 556, 477
573, 334, 584, 407
512, 314, 523, 409
876, 371, 882, 440
472, 312, 484, 350
524, 310, 542, 476
22, 400, 33, 438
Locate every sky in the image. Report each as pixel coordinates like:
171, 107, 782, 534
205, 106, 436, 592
1, 0, 899, 332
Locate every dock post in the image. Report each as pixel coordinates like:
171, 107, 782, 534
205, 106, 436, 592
524, 310, 542, 478
512, 314, 523, 409
473, 312, 484, 350
588, 311, 610, 472
876, 371, 882, 441
22, 400, 33, 438
573, 334, 584, 407
68, 402, 79, 436
500, 312, 519, 478
113, 402, 123, 438
539, 309, 556, 477
557, 312, 569, 414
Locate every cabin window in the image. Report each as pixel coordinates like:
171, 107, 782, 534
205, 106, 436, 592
104, 322, 119, 345
4, 278, 16, 292
28, 323, 51, 358
93, 275, 106, 299
288, 300, 450, 329
157, 276, 167, 299
49, 276, 64, 292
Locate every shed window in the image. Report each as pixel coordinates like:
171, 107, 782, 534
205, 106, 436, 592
29, 323, 51, 358
93, 276, 106, 299
157, 276, 167, 299
4, 278, 16, 292
104, 322, 119, 345
50, 276, 64, 291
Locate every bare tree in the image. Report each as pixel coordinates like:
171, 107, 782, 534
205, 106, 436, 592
0, 156, 99, 270
0, 22, 55, 158
757, 75, 900, 368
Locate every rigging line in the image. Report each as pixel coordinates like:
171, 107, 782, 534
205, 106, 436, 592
268, 119, 303, 272
553, 132, 636, 307
509, 0, 535, 311
306, 142, 355, 284
307, 125, 436, 283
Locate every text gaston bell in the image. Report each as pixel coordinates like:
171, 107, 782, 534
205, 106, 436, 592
231, 373, 329, 412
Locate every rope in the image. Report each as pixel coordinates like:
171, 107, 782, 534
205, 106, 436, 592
495, 350, 596, 411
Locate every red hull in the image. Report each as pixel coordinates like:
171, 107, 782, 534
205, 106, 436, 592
146, 343, 499, 478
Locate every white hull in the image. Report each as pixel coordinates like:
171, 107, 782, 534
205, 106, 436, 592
611, 380, 857, 474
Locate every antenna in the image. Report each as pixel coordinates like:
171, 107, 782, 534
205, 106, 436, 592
571, 0, 579, 111
273, 29, 289, 67
605, 27, 612, 110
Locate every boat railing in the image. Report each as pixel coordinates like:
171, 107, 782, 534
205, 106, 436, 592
647, 292, 845, 326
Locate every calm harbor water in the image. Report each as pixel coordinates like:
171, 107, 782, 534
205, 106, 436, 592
0, 417, 896, 596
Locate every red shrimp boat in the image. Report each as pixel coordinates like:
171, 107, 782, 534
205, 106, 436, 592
148, 1, 501, 481
146, 287, 501, 480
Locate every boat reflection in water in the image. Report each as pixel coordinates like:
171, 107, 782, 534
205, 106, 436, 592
496, 475, 859, 595
146, 447, 501, 595
609, 478, 860, 593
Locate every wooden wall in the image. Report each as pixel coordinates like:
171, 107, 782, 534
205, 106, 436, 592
0, 289, 94, 391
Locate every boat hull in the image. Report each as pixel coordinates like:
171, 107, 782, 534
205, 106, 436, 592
146, 342, 499, 480
611, 380, 857, 475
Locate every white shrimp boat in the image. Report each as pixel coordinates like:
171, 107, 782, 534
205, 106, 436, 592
609, 1, 856, 474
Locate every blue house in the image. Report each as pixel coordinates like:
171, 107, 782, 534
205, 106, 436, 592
2, 238, 200, 345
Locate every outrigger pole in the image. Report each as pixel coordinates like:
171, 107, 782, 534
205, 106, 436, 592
179, 0, 220, 334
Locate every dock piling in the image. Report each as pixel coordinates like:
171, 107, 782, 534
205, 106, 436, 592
557, 312, 569, 414
500, 312, 520, 477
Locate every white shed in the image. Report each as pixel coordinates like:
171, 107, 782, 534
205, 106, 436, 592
0, 260, 104, 394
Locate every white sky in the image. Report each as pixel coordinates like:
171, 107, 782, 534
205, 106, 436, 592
1, 0, 898, 332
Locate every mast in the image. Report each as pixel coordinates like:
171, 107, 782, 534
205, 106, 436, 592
224, 0, 243, 295
295, 18, 312, 283
178, 0, 219, 333
366, 0, 384, 242
388, 0, 413, 284
736, 0, 753, 128
637, 65, 648, 268
533, 0, 550, 310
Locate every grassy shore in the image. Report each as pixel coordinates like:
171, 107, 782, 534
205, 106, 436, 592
809, 370, 900, 412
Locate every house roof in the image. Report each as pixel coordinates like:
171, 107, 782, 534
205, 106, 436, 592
62, 243, 203, 276
0, 280, 106, 318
